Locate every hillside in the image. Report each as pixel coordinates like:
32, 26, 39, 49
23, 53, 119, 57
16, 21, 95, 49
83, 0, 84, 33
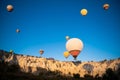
0, 50, 120, 80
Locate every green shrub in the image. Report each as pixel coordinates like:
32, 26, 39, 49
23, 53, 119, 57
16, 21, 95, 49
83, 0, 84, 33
73, 73, 80, 79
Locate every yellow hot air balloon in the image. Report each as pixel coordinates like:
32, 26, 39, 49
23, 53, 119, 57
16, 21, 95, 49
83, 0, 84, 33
80, 9, 88, 16
39, 49, 44, 57
103, 4, 109, 10
66, 36, 70, 40
63, 51, 70, 59
7, 5, 13, 12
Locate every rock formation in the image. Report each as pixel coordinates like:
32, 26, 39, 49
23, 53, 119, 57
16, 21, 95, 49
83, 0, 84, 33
0, 50, 120, 77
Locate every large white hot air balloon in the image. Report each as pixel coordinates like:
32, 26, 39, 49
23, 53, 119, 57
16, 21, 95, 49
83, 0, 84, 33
66, 38, 83, 60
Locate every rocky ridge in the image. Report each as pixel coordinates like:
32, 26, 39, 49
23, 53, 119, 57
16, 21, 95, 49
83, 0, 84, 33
0, 50, 120, 77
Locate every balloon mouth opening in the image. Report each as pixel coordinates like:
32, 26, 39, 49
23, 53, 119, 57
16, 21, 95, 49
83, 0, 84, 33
7, 8, 13, 12
104, 6, 109, 9
73, 56, 77, 60
69, 50, 80, 60
16, 31, 20, 33
66, 39, 70, 40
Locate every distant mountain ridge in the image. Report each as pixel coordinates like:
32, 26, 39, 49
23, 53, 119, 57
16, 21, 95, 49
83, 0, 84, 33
0, 50, 120, 77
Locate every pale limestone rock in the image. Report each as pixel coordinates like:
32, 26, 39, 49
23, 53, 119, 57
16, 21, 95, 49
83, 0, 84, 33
4, 54, 119, 77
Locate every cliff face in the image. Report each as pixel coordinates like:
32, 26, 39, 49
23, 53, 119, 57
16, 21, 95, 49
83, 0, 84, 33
0, 50, 120, 77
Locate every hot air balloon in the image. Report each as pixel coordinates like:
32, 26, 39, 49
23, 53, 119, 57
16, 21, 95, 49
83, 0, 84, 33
63, 51, 70, 59
103, 4, 109, 10
16, 29, 20, 33
80, 9, 88, 16
39, 49, 44, 57
10, 50, 13, 53
66, 36, 70, 40
66, 38, 83, 60
7, 5, 13, 12
10, 50, 13, 55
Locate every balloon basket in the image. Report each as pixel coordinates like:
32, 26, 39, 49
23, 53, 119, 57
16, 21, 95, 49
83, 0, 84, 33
74, 58, 77, 61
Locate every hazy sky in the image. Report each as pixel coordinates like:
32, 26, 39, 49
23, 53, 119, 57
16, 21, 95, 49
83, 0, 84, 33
0, 0, 120, 61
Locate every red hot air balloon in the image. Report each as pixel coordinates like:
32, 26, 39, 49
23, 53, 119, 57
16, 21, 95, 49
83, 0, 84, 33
39, 49, 44, 57
66, 38, 83, 60
103, 4, 110, 10
7, 5, 13, 12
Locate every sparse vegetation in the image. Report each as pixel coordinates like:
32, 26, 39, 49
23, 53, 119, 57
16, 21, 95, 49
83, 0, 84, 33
84, 74, 94, 80
95, 74, 101, 80
118, 57, 120, 60
72, 60, 82, 66
0, 59, 120, 80
102, 68, 119, 80
73, 73, 80, 79
101, 59, 107, 63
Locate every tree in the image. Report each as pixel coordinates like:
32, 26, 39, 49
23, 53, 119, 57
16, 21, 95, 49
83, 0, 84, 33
102, 68, 118, 80
73, 73, 80, 79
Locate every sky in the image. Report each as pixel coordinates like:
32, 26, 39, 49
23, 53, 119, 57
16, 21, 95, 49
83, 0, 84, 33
0, 0, 120, 61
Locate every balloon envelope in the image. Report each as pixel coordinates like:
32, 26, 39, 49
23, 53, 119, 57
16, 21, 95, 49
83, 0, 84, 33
7, 5, 13, 12
80, 9, 88, 16
10, 50, 13, 53
103, 4, 109, 10
63, 51, 70, 59
66, 38, 83, 51
16, 29, 20, 33
40, 49, 44, 55
66, 38, 83, 59
66, 36, 70, 40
